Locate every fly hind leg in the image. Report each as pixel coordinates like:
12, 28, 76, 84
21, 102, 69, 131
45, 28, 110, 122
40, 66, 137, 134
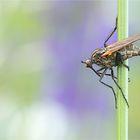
110, 68, 129, 108
116, 52, 130, 82
115, 52, 130, 71
99, 68, 118, 108
104, 17, 117, 47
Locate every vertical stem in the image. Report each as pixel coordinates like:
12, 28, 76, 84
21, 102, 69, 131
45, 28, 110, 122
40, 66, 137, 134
117, 0, 128, 140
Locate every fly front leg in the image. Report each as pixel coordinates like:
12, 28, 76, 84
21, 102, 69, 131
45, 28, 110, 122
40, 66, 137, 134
104, 17, 117, 47
97, 67, 105, 72
99, 68, 117, 108
90, 66, 101, 77
89, 66, 114, 78
97, 67, 117, 79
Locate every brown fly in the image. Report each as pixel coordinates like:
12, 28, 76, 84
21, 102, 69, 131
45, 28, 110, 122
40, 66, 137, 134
82, 18, 140, 108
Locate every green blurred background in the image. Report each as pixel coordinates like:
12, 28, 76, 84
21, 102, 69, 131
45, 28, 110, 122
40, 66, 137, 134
0, 0, 140, 140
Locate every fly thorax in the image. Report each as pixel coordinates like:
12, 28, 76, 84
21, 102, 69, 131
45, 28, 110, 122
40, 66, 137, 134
91, 48, 106, 66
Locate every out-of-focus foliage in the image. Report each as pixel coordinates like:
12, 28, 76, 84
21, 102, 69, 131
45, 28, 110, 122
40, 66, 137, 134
0, 5, 41, 44
0, 45, 44, 105
0, 1, 43, 107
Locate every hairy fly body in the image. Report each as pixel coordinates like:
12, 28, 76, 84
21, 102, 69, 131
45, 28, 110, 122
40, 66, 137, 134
82, 18, 140, 108
90, 41, 140, 68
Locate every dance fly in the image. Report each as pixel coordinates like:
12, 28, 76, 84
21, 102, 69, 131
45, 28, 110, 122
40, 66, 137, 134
81, 18, 140, 108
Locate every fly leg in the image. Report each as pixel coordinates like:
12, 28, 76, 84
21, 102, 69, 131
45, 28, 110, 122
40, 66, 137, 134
99, 68, 117, 108
122, 63, 130, 71
97, 67, 105, 72
116, 52, 130, 82
89, 66, 115, 78
104, 17, 117, 47
97, 67, 117, 79
90, 66, 101, 77
89, 66, 111, 77
116, 52, 130, 71
110, 68, 129, 108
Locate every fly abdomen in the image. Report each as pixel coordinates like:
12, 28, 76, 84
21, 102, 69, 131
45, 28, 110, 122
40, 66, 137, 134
121, 44, 140, 60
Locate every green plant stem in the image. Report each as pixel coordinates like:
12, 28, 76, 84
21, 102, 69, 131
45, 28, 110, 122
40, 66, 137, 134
117, 0, 128, 140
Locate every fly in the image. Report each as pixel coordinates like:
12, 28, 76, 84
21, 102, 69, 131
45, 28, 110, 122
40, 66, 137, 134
82, 18, 140, 108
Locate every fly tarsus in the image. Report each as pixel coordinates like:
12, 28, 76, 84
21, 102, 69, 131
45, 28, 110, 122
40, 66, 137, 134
111, 68, 129, 108
122, 63, 130, 71
99, 68, 118, 108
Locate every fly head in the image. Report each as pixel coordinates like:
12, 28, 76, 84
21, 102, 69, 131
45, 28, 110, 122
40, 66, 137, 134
81, 59, 93, 68
91, 48, 106, 63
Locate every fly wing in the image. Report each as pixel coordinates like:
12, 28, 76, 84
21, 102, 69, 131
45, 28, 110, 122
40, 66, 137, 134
102, 34, 140, 57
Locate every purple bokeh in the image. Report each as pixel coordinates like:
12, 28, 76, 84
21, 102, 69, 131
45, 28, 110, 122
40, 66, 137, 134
42, 1, 117, 115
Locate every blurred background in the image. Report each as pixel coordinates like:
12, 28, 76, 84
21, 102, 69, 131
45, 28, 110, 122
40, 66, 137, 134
0, 0, 140, 140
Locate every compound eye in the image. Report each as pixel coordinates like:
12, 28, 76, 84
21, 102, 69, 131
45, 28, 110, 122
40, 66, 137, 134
99, 49, 105, 54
